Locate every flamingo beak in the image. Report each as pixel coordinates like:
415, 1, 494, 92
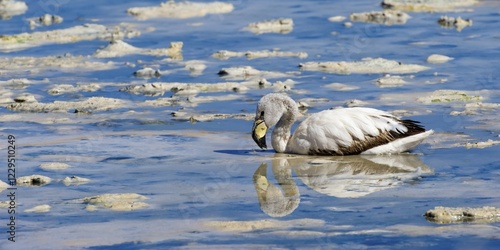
252, 119, 267, 149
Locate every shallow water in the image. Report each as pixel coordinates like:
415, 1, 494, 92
1, 0, 500, 249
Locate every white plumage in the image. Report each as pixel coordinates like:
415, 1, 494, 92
251, 93, 433, 155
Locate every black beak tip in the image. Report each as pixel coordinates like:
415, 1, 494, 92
252, 134, 267, 150
257, 137, 267, 150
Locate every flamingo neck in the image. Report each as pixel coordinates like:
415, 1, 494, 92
271, 104, 298, 153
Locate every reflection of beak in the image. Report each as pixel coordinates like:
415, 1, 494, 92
253, 163, 269, 192
252, 119, 267, 149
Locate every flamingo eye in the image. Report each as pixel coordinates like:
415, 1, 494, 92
260, 111, 265, 117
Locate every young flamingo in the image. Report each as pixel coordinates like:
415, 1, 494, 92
251, 93, 433, 155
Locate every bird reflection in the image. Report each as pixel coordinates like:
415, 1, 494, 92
253, 154, 432, 217
253, 159, 300, 217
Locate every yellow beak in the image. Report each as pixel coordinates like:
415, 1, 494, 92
252, 119, 268, 149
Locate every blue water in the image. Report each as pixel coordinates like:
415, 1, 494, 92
1, 0, 500, 249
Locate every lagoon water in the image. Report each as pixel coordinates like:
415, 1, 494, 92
1, 0, 500, 249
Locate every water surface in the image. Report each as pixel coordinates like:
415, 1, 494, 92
1, 0, 500, 249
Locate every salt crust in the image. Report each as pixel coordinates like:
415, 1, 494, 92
426, 54, 454, 63
127, 1, 234, 20
204, 218, 324, 232
94, 40, 183, 58
299, 57, 429, 74
74, 193, 149, 211
0, 201, 9, 208
48, 83, 100, 95
382, 0, 478, 12
27, 14, 63, 29
171, 111, 253, 123
328, 16, 346, 22
62, 176, 91, 186
133, 68, 162, 78
217, 66, 294, 80
13, 93, 37, 103
7, 96, 125, 113
416, 89, 482, 104
0, 55, 117, 76
350, 10, 410, 25
324, 83, 359, 91
212, 49, 307, 60
345, 99, 369, 107
0, 0, 27, 19
0, 180, 8, 192
144, 94, 243, 107
426, 133, 473, 149
157, 59, 208, 76
438, 16, 472, 32
40, 162, 70, 170
375, 75, 408, 88
246, 18, 293, 34
122, 79, 296, 96
0, 23, 140, 52
0, 78, 46, 87
464, 139, 500, 149
16, 174, 51, 186
24, 204, 51, 213
425, 206, 500, 223
450, 102, 500, 116
379, 89, 491, 106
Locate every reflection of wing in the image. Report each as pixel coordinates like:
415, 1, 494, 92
290, 154, 432, 198
253, 162, 300, 217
